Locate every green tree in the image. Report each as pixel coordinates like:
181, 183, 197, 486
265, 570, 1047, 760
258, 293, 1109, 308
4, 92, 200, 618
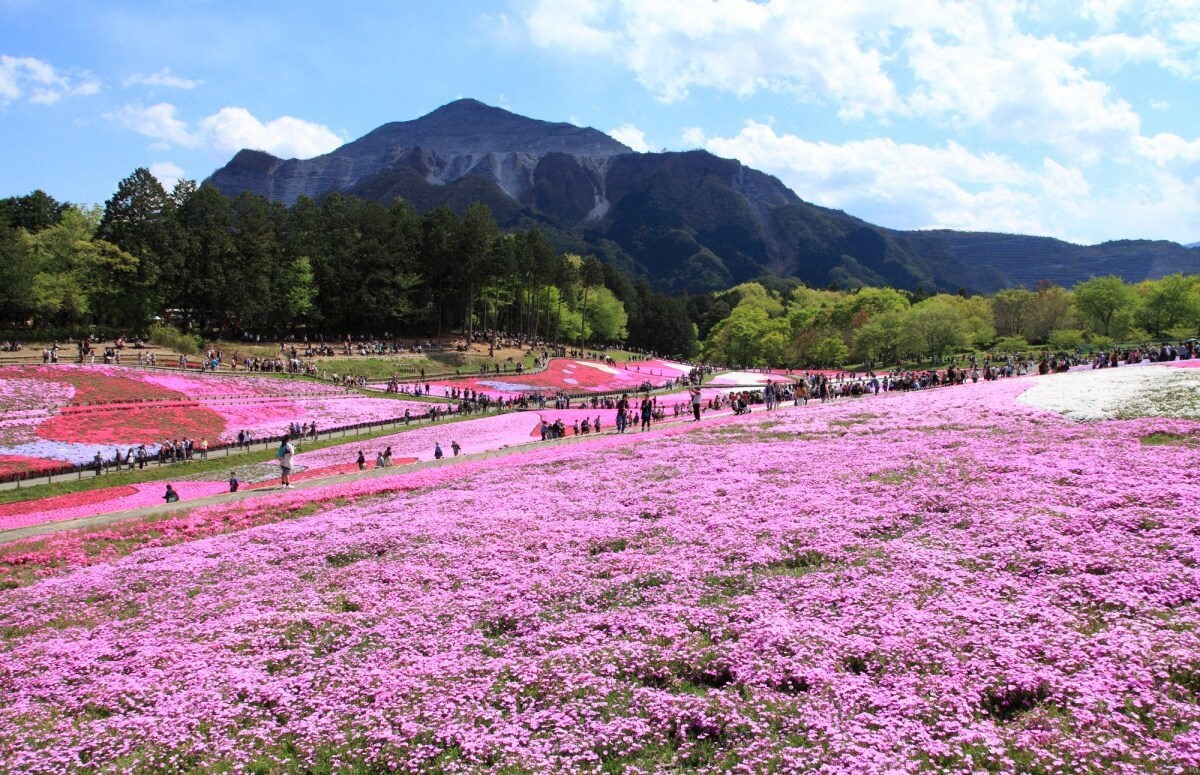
1134, 274, 1200, 338
458, 202, 500, 343
173, 183, 233, 331
810, 334, 849, 368
96, 168, 171, 327
991, 288, 1034, 338
24, 208, 99, 326
852, 309, 907, 365
0, 189, 68, 233
576, 255, 604, 350
1073, 276, 1136, 338
905, 296, 968, 360
1025, 281, 1073, 343
0, 222, 36, 324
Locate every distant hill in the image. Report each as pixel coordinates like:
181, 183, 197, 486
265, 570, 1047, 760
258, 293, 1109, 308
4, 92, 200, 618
208, 99, 1200, 294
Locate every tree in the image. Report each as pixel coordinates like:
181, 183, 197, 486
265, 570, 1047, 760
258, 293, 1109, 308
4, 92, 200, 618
852, 309, 907, 365
905, 297, 967, 360
810, 334, 849, 368
0, 190, 68, 233
577, 255, 604, 350
96, 168, 171, 327
703, 301, 786, 366
83, 240, 142, 327
0, 222, 36, 324
420, 206, 461, 341
458, 202, 499, 344
1026, 281, 1073, 343
173, 184, 233, 330
991, 288, 1034, 338
1073, 276, 1136, 338
1134, 274, 1200, 338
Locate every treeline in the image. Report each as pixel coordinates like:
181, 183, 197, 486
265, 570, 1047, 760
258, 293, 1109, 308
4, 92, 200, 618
4, 169, 1198, 367
690, 274, 1200, 367
0, 170, 698, 357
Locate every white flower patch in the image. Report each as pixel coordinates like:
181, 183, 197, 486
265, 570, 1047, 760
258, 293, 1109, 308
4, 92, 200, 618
1016, 365, 1200, 420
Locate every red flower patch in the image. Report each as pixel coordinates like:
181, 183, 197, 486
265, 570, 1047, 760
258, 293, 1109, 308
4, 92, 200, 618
37, 404, 228, 445
0, 454, 66, 476
0, 486, 137, 519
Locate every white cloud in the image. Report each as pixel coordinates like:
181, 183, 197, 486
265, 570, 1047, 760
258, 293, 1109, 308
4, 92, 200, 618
106, 102, 344, 158
608, 123, 650, 152
699, 119, 1200, 244
0, 54, 100, 105
526, 0, 616, 55
1150, 98, 1170, 109
528, 0, 901, 117
123, 68, 203, 90
1078, 33, 1170, 69
195, 107, 343, 158
681, 126, 707, 147
522, 2, 1191, 161
1134, 132, 1200, 164
107, 102, 193, 148
149, 161, 186, 190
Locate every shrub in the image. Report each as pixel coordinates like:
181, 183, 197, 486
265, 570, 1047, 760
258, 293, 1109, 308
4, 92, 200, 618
149, 325, 201, 356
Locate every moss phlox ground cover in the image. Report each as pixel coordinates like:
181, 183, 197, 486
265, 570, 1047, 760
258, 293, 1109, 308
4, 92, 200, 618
0, 366, 429, 472
1, 368, 1199, 772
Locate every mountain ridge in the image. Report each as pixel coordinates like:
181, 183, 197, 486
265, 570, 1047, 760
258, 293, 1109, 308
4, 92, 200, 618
207, 99, 1200, 294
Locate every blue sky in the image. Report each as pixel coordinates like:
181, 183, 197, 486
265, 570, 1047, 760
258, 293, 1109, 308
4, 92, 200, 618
3, 0, 1199, 246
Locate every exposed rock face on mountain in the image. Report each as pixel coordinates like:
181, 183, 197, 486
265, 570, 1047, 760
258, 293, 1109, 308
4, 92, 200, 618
210, 99, 630, 212
208, 99, 1200, 294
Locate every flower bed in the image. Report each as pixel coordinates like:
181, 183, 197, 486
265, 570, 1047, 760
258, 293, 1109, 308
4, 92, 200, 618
36, 404, 229, 446
291, 411, 539, 470
411, 358, 693, 399
2, 370, 1200, 771
0, 364, 434, 474
0, 481, 229, 531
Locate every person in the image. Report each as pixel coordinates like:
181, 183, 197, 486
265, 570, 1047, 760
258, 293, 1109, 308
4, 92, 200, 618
375, 451, 386, 469
163, 484, 179, 503
640, 396, 653, 431
451, 440, 461, 457
357, 450, 366, 470
616, 393, 629, 433
229, 472, 239, 493
383, 446, 393, 467
434, 442, 444, 460
691, 387, 702, 421
93, 451, 104, 476
199, 438, 209, 459
276, 435, 295, 487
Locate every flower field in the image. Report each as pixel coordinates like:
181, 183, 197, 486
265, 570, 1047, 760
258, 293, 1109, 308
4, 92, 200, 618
1, 366, 1198, 772
411, 359, 692, 399
0, 365, 430, 473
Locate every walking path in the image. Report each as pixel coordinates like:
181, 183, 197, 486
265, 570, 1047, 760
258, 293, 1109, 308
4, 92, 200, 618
0, 404, 751, 545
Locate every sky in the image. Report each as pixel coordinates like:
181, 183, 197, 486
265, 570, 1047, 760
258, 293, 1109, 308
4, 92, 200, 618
2, 0, 1199, 247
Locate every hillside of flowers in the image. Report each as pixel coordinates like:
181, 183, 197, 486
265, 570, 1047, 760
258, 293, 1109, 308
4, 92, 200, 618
0, 365, 429, 473
1, 365, 1198, 773
405, 359, 693, 399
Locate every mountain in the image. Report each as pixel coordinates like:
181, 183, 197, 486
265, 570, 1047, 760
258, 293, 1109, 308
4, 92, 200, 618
208, 99, 1200, 294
